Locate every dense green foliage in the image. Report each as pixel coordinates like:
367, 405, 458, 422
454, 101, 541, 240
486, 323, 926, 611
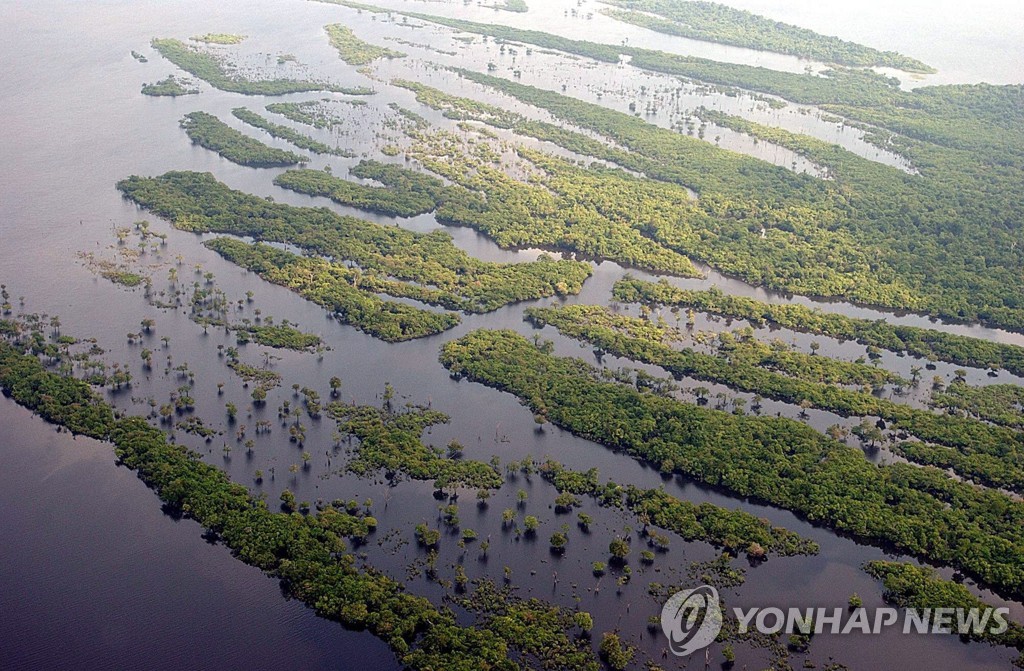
491, 0, 528, 11
329, 403, 503, 490
116, 171, 591, 314
348, 10, 1024, 330
151, 38, 351, 95
231, 323, 321, 350
538, 303, 899, 386
452, 69, 1024, 330
225, 352, 282, 389
614, 280, 1024, 377
266, 99, 371, 129
599, 0, 933, 72
538, 460, 817, 556
382, 12, 905, 104
273, 167, 442, 218
179, 112, 305, 167
381, 90, 703, 275
525, 303, 1024, 492
140, 75, 198, 96
324, 24, 405, 65
204, 238, 460, 342
231, 107, 353, 156
0, 340, 539, 670
190, 33, 246, 45
455, 581, 599, 671
440, 329, 1024, 600
864, 561, 1024, 659
932, 382, 1024, 430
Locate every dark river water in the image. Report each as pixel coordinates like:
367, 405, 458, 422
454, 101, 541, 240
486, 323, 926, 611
1, 0, 1022, 669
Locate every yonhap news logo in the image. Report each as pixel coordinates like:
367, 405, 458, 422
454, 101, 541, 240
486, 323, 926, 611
660, 585, 724, 656
659, 585, 1010, 657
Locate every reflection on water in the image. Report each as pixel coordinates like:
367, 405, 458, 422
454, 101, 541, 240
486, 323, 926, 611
0, 0, 1021, 669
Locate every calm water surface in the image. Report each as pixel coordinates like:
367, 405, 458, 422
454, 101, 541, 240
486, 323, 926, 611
1, 0, 1021, 669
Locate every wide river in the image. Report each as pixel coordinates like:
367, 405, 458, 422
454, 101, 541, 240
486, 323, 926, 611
1, 1, 1022, 669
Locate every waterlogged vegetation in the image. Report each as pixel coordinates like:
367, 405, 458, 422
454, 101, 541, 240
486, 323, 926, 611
365, 10, 908, 103
225, 352, 282, 390
369, 91, 703, 274
598, 0, 934, 72
537, 460, 817, 558
141, 75, 199, 97
524, 304, 1024, 493
865, 561, 1024, 662
203, 238, 460, 342
532, 303, 900, 387
1, 315, 684, 670
19, 4, 1024, 668
452, 68, 1024, 329
231, 107, 354, 156
229, 323, 321, 350
453, 581, 600, 671
490, 0, 529, 12
151, 38, 351, 95
273, 166, 444, 218
0, 336, 567, 671
328, 403, 504, 491
78, 252, 146, 287
116, 171, 592, 315
324, 24, 405, 66
614, 280, 1024, 377
932, 382, 1024, 430
190, 33, 246, 45
340, 9, 1024, 331
691, 106, 909, 175
440, 329, 1024, 600
266, 100, 340, 129
179, 112, 305, 167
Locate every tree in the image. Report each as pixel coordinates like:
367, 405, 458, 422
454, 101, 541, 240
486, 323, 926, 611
280, 489, 296, 512
454, 565, 468, 591
853, 418, 883, 448
414, 523, 441, 548
554, 491, 579, 512
599, 632, 633, 671
329, 376, 342, 397
549, 531, 568, 554
609, 538, 630, 564
573, 611, 593, 633
523, 515, 539, 535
